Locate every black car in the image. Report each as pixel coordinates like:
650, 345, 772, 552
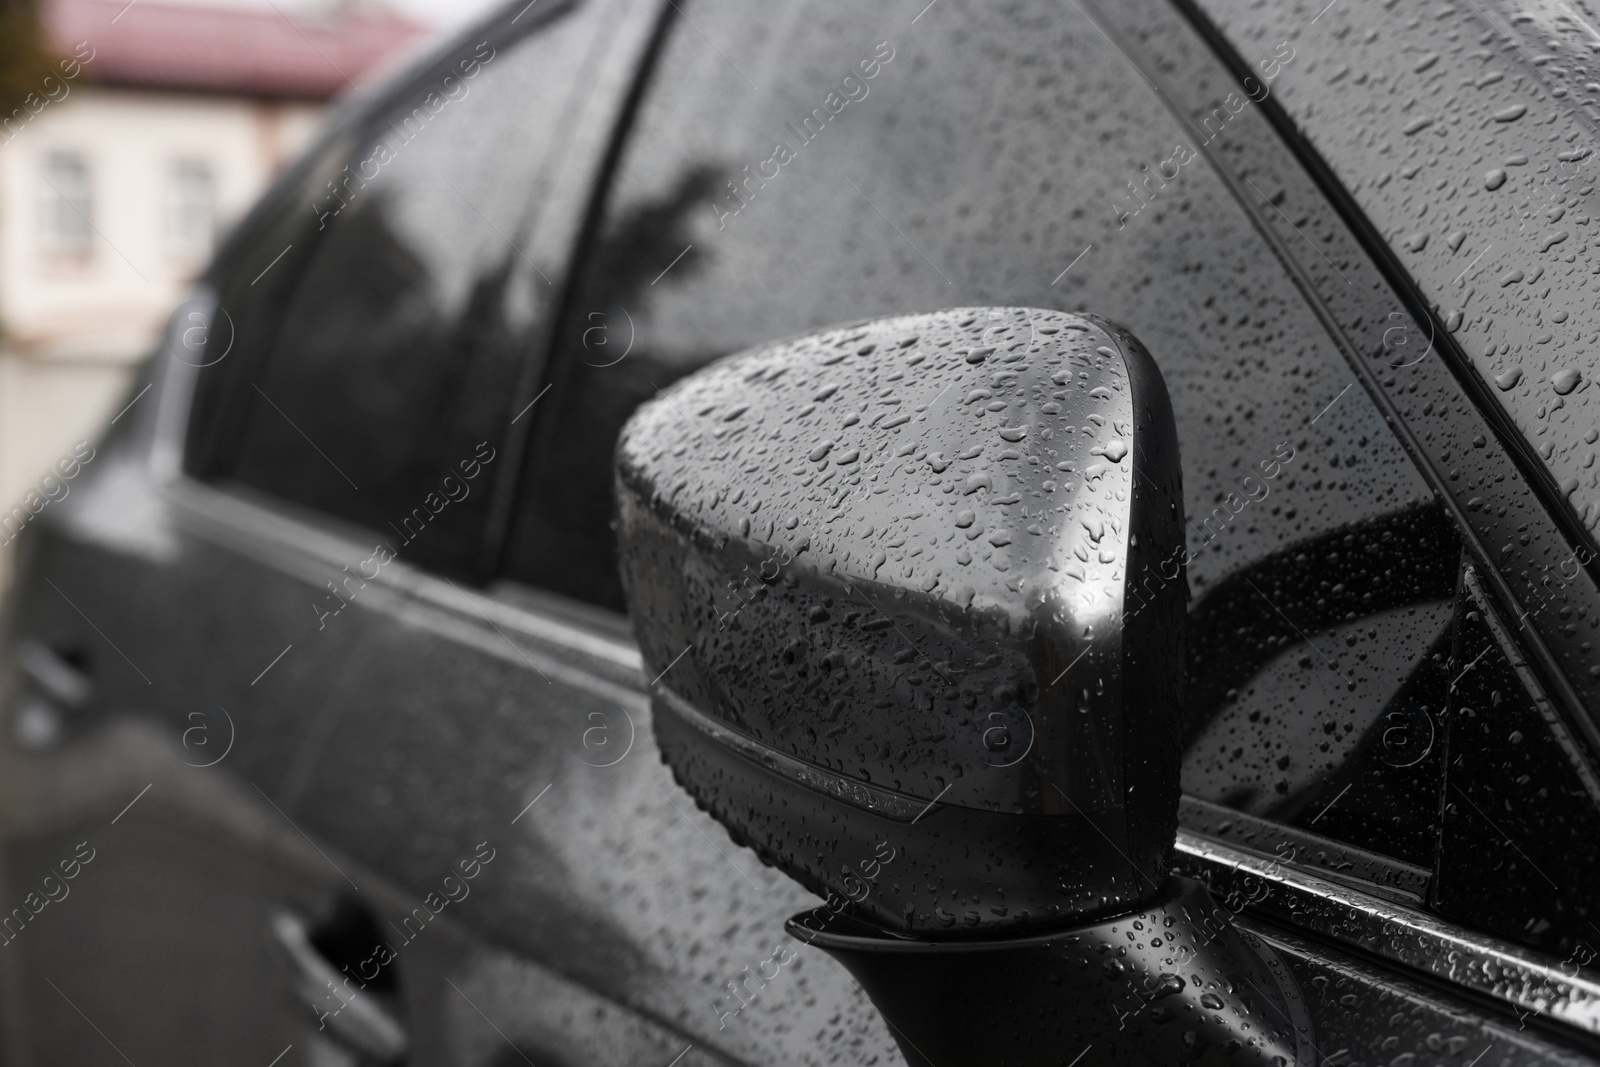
5, 0, 1600, 1062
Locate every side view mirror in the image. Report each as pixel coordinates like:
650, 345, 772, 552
616, 309, 1309, 1062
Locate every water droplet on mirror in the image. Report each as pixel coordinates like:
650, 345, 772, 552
1151, 973, 1185, 999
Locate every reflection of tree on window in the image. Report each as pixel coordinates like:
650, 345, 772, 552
39, 151, 91, 258
233, 188, 443, 514
166, 160, 216, 258
229, 187, 520, 577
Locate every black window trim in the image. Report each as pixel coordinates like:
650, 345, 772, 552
477, 0, 678, 580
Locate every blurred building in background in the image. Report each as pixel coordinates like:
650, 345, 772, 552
0, 0, 428, 583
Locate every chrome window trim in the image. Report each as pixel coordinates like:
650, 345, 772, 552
1176, 830, 1600, 1036
160, 474, 645, 696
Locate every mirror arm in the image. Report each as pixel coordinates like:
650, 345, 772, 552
795, 878, 1310, 1065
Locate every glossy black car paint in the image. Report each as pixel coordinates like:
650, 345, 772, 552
1, 0, 1598, 1063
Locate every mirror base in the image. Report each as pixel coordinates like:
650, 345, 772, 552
791, 877, 1314, 1066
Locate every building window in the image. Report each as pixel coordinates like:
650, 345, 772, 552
39, 152, 92, 257
165, 160, 216, 257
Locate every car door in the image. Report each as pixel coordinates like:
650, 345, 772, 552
498, 0, 1600, 1057
0, 1, 716, 1063
6, 1, 1599, 1065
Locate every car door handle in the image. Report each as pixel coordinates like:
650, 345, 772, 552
15, 641, 92, 711
270, 909, 408, 1063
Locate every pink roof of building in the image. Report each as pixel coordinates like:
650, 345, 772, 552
46, 0, 434, 100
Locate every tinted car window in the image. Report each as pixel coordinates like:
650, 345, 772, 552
188, 1, 616, 576
506, 0, 1458, 864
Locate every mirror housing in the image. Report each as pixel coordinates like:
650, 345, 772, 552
616, 307, 1186, 937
